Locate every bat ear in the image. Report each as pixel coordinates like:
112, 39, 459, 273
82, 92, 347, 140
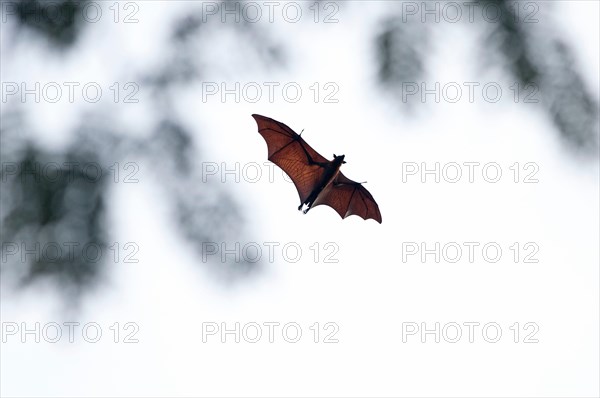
334, 154, 346, 163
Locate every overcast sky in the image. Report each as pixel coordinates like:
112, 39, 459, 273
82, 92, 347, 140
1, 1, 599, 397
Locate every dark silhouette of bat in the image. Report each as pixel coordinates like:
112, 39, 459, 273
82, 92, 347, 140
252, 114, 382, 223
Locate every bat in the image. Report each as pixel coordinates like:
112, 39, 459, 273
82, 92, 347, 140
252, 114, 382, 223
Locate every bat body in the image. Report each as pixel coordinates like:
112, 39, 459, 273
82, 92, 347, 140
252, 114, 382, 223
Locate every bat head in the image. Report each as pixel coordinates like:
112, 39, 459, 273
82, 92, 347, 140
333, 154, 346, 164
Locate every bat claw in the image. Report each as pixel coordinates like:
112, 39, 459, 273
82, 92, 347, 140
303, 209, 308, 214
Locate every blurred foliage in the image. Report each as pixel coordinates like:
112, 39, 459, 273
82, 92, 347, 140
376, 17, 428, 106
1, 116, 256, 298
8, 0, 88, 47
170, 1, 286, 71
142, 120, 256, 280
375, 0, 599, 153
1, 131, 107, 297
482, 0, 599, 152
1, 1, 276, 300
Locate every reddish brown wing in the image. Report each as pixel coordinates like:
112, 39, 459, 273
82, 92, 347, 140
312, 172, 382, 223
252, 114, 329, 204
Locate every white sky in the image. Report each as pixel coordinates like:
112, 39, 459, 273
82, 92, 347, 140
1, 1, 599, 397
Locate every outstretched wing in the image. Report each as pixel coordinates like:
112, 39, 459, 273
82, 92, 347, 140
312, 172, 382, 223
252, 114, 329, 204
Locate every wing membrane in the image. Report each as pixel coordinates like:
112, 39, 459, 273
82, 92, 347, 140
312, 172, 382, 223
252, 114, 328, 203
